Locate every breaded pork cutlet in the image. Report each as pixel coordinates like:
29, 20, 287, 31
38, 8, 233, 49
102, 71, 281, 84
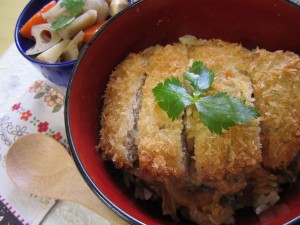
186, 39, 262, 195
248, 49, 300, 170
100, 43, 239, 224
100, 48, 154, 168
136, 43, 190, 178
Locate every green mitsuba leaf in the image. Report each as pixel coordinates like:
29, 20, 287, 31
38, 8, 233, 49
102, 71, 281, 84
152, 77, 193, 120
152, 60, 260, 134
60, 0, 85, 16
195, 93, 260, 134
51, 15, 75, 30
183, 61, 214, 96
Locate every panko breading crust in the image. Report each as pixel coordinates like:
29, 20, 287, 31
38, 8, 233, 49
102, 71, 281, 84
248, 49, 300, 169
187, 40, 261, 194
100, 50, 151, 168
136, 43, 190, 177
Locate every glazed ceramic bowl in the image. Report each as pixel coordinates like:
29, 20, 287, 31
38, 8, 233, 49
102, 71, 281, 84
65, 0, 300, 224
15, 0, 134, 86
15, 0, 76, 86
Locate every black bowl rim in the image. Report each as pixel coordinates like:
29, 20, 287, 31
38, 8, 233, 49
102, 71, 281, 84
65, 1, 145, 224
65, 0, 300, 225
285, 0, 300, 9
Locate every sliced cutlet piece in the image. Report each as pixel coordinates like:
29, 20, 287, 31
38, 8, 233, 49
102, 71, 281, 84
248, 49, 300, 169
186, 40, 262, 194
99, 49, 154, 168
136, 43, 190, 177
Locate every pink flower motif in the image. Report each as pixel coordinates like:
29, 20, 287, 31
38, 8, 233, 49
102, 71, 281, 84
38, 121, 49, 133
12, 103, 21, 111
52, 132, 62, 141
44, 90, 64, 107
29, 80, 46, 93
20, 110, 32, 121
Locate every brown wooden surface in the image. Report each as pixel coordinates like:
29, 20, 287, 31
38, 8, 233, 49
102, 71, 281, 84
0, 0, 29, 56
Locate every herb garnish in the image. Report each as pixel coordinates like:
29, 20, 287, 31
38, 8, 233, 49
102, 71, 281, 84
51, 15, 75, 30
51, 0, 85, 30
152, 61, 260, 134
60, 0, 85, 16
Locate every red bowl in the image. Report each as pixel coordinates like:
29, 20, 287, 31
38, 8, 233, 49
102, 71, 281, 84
65, 0, 300, 224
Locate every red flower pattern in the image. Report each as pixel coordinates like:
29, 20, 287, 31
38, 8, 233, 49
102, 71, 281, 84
52, 132, 62, 141
8, 81, 69, 152
37, 121, 49, 133
20, 110, 32, 121
12, 103, 21, 111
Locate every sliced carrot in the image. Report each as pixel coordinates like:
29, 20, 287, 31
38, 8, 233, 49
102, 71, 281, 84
83, 21, 107, 43
19, 1, 56, 40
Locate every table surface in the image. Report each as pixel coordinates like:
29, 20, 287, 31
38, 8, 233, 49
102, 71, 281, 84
0, 0, 28, 56
0, 1, 111, 224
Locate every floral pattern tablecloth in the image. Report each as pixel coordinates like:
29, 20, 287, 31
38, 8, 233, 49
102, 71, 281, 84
0, 44, 106, 225
0, 79, 67, 225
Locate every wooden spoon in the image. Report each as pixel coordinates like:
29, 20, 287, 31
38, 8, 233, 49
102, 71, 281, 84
5, 133, 128, 225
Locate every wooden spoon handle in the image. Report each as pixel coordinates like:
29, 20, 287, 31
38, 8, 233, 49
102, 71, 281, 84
65, 163, 129, 225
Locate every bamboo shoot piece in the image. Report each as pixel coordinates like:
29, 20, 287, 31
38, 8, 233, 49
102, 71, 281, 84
109, 0, 129, 16
62, 31, 85, 61
36, 39, 70, 63
57, 9, 97, 39
84, 0, 109, 23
